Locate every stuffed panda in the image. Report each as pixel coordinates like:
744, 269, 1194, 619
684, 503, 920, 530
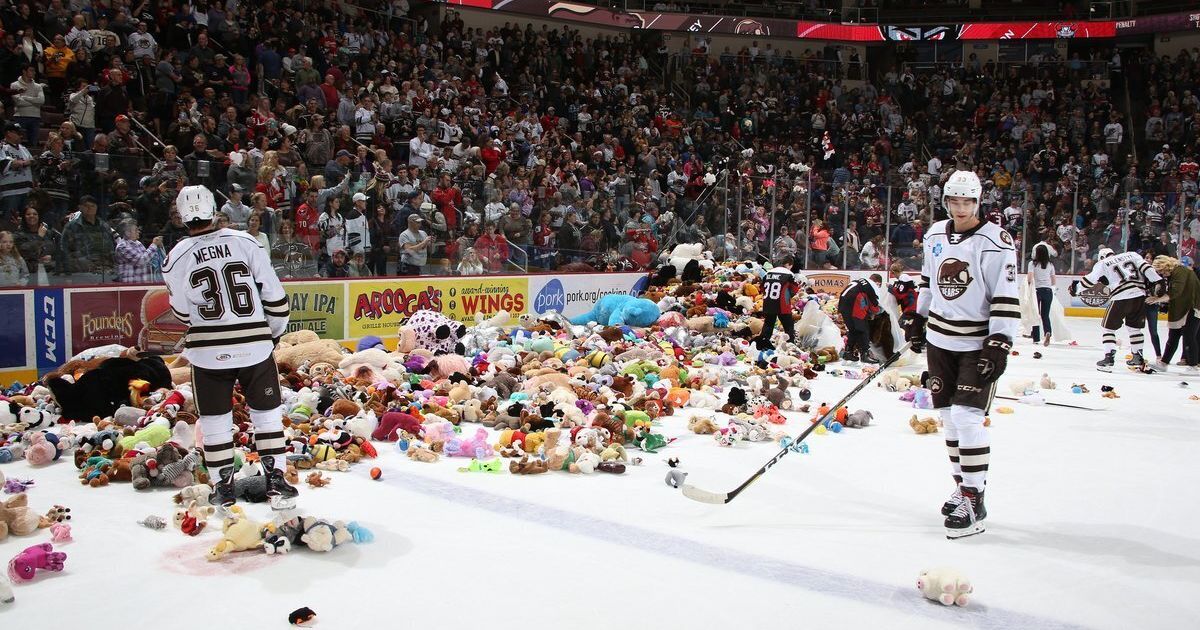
18, 407, 57, 431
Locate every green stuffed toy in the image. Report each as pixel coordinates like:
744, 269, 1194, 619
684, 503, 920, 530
117, 423, 172, 452
633, 427, 669, 453
621, 361, 661, 382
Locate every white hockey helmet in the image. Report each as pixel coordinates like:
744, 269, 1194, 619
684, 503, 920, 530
176, 185, 216, 225
941, 170, 982, 209
1098, 247, 1115, 260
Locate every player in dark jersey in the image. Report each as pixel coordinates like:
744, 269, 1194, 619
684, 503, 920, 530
838, 275, 883, 363
755, 255, 801, 349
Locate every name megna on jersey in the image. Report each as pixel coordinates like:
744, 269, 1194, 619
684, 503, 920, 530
193, 244, 233, 264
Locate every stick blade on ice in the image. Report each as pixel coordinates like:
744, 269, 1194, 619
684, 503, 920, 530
681, 484, 730, 504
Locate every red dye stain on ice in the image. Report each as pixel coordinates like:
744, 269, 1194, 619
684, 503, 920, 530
159, 538, 280, 575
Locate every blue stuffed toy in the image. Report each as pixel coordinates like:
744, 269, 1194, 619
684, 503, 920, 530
569, 294, 661, 327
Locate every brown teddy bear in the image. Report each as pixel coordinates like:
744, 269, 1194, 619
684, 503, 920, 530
688, 415, 719, 434
0, 493, 43, 540
909, 416, 939, 434
274, 330, 345, 373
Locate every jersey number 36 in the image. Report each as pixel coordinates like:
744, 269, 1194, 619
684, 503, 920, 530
190, 262, 255, 320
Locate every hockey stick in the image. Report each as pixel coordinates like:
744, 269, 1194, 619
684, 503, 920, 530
993, 395, 1106, 411
682, 343, 911, 505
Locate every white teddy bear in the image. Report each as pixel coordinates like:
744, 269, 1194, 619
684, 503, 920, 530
917, 567, 972, 606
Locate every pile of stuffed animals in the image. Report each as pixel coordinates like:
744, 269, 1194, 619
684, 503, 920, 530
1, 253, 907, 585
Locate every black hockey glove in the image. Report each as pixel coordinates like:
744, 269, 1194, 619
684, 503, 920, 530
1149, 279, 1168, 299
899, 312, 927, 352
1068, 280, 1081, 297
976, 333, 1012, 383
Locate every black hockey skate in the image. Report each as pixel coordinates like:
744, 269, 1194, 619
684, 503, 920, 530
859, 353, 881, 365
208, 466, 237, 511
945, 486, 986, 539
841, 349, 859, 363
263, 455, 299, 511
1096, 351, 1116, 372
1126, 351, 1146, 369
941, 486, 961, 516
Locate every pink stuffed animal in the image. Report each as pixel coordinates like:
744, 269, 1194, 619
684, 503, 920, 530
23, 433, 58, 466
444, 427, 494, 459
421, 420, 456, 446
8, 543, 67, 582
49, 523, 72, 543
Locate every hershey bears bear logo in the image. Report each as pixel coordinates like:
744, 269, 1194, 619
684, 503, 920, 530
937, 258, 973, 300
1078, 283, 1111, 308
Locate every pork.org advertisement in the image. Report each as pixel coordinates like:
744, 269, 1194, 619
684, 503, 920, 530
529, 273, 648, 319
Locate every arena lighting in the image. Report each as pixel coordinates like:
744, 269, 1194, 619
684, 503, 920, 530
448, 0, 1125, 41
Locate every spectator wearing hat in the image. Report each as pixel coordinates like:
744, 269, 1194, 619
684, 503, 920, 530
59, 196, 115, 282
398, 213, 432, 275
106, 113, 142, 181
321, 248, 354, 278
0, 122, 35, 220
221, 183, 252, 229
325, 149, 354, 183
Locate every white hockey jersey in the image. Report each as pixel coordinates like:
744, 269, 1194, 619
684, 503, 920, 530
318, 210, 371, 256
162, 228, 290, 369
1079, 250, 1161, 302
917, 219, 1020, 351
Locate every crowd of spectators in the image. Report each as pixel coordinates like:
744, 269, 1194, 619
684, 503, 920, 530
0, 0, 1197, 289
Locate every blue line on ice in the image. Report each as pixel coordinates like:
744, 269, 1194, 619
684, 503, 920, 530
395, 471, 1089, 630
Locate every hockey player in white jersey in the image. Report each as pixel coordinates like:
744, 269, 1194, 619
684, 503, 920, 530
1071, 248, 1164, 371
163, 185, 299, 511
902, 170, 1019, 539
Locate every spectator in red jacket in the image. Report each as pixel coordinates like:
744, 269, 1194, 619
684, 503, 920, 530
480, 138, 506, 174
474, 220, 510, 272
430, 173, 462, 232
294, 188, 322, 253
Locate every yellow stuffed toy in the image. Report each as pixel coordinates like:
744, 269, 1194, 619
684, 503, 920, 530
208, 506, 269, 561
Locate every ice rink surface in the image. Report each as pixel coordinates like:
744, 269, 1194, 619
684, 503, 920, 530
2, 317, 1199, 629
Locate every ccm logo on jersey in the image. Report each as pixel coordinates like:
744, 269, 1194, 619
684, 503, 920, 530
937, 258, 973, 300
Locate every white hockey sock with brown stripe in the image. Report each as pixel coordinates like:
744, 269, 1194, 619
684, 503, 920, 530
199, 412, 235, 470
1125, 326, 1145, 354
941, 408, 962, 484
1102, 328, 1118, 353
250, 407, 287, 470
951, 404, 989, 489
